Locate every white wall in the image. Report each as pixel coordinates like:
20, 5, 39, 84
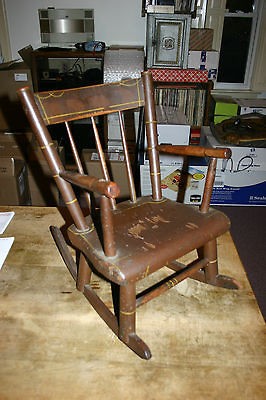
5, 0, 146, 59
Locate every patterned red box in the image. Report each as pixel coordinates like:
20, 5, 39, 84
148, 68, 209, 83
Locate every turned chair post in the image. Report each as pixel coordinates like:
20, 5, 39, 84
119, 283, 136, 342
200, 157, 218, 213
100, 195, 116, 257
76, 253, 93, 292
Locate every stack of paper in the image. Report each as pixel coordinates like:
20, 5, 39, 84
0, 211, 15, 270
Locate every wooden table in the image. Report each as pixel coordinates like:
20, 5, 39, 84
0, 206, 265, 400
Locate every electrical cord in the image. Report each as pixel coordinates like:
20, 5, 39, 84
222, 155, 254, 173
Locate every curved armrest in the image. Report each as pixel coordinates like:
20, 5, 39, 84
157, 145, 232, 159
59, 171, 120, 199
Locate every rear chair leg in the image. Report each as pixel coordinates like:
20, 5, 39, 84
119, 283, 151, 360
203, 239, 218, 285
203, 239, 240, 289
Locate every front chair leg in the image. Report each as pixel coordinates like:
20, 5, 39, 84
119, 283, 151, 360
76, 252, 92, 292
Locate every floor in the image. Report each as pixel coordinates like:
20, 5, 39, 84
216, 206, 266, 320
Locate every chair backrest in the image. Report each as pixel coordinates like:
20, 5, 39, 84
17, 71, 162, 231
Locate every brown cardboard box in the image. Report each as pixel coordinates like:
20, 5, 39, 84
189, 29, 213, 51
0, 132, 33, 159
0, 157, 31, 205
27, 141, 64, 206
106, 109, 138, 151
0, 61, 33, 132
82, 149, 133, 200
0, 134, 65, 206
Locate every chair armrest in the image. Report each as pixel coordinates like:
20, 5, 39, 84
157, 145, 231, 213
59, 171, 120, 199
157, 145, 231, 159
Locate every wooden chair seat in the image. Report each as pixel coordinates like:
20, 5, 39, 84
68, 196, 230, 285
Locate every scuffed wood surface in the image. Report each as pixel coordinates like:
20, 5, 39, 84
0, 206, 265, 400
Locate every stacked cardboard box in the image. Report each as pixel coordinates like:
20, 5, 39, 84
140, 159, 208, 205
189, 29, 214, 51
201, 126, 266, 206
0, 132, 32, 205
143, 106, 190, 165
210, 97, 266, 124
140, 106, 208, 205
27, 140, 65, 206
235, 98, 266, 116
187, 28, 218, 81
0, 61, 33, 132
0, 157, 30, 205
0, 132, 65, 206
211, 96, 240, 124
82, 149, 133, 200
188, 50, 219, 81
105, 110, 138, 152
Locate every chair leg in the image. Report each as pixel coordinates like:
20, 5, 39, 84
76, 252, 92, 292
202, 239, 240, 289
119, 283, 152, 360
203, 240, 218, 285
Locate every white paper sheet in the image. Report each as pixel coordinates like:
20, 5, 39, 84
0, 211, 15, 234
0, 237, 14, 270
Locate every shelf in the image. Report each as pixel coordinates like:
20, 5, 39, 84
153, 79, 213, 126
31, 48, 104, 91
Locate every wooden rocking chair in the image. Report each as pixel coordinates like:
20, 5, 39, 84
17, 71, 239, 359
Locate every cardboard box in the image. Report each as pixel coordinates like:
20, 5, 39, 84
211, 169, 266, 206
140, 159, 208, 205
0, 131, 33, 159
211, 97, 266, 123
0, 61, 33, 132
211, 96, 239, 124
201, 126, 266, 171
0, 157, 31, 205
188, 50, 219, 81
141, 151, 266, 206
189, 29, 214, 51
82, 149, 133, 200
27, 141, 63, 206
201, 126, 266, 205
106, 110, 138, 151
143, 106, 190, 165
235, 98, 266, 116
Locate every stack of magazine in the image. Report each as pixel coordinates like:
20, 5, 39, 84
0, 211, 15, 270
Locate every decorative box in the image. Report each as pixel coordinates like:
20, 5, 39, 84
146, 13, 191, 69
148, 68, 209, 82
